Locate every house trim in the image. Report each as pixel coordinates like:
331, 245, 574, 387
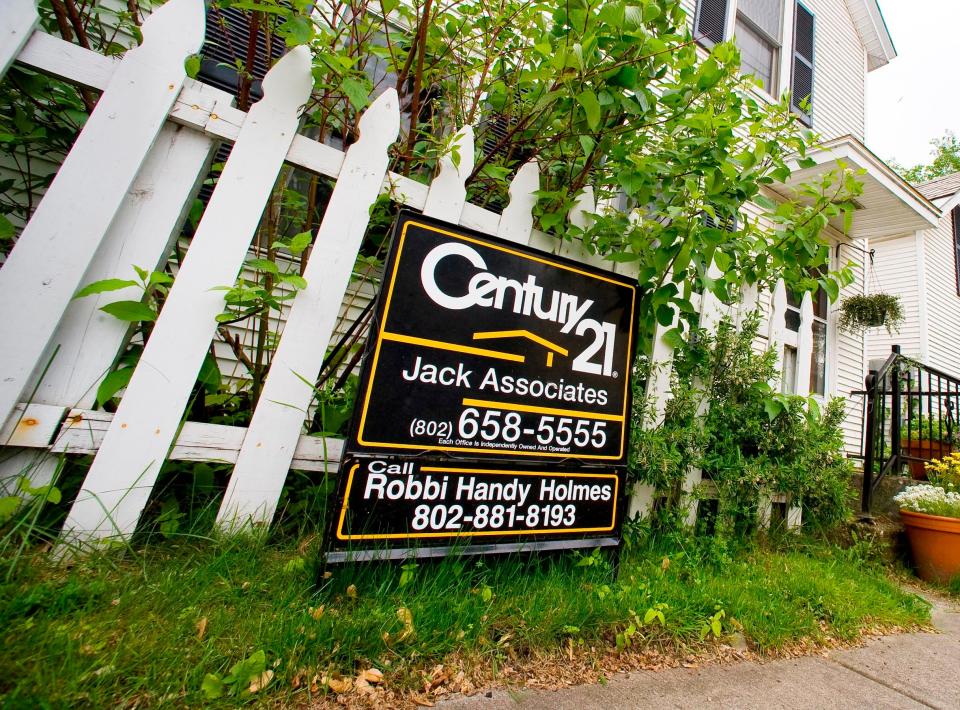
914, 229, 929, 363
780, 136, 940, 241
844, 0, 896, 71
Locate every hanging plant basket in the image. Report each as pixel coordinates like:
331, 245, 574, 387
838, 293, 904, 335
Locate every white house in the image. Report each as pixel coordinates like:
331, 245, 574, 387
682, 0, 941, 456
867, 172, 960, 375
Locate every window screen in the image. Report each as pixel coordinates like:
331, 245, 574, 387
695, 0, 729, 46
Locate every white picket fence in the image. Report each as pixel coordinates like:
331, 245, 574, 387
0, 0, 810, 545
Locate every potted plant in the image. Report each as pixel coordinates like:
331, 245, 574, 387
838, 293, 904, 334
894, 454, 960, 583
901, 413, 955, 480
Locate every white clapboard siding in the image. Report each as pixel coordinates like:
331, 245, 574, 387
0, 0, 37, 76
0, 0, 204, 428
216, 90, 400, 529
60, 46, 314, 545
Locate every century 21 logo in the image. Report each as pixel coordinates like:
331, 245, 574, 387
418, 242, 619, 378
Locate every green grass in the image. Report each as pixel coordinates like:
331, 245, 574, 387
0, 536, 930, 707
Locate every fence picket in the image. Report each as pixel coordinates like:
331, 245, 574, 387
59, 46, 314, 545
496, 160, 538, 245
1, 0, 38, 76
0, 0, 204, 428
216, 89, 400, 529
422, 126, 474, 222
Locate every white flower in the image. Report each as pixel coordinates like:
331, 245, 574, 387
894, 484, 960, 517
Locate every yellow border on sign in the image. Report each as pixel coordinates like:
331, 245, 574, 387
355, 219, 637, 461
335, 463, 620, 541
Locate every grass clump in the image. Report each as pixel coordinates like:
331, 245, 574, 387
0, 535, 929, 707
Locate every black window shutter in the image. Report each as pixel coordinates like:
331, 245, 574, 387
953, 207, 960, 296
199, 7, 286, 102
694, 0, 728, 47
791, 3, 815, 124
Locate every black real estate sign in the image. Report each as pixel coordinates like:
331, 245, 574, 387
326, 211, 636, 562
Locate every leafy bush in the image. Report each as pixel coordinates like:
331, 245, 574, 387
630, 312, 855, 538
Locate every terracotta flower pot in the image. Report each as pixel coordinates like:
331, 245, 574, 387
900, 439, 954, 480
900, 508, 960, 583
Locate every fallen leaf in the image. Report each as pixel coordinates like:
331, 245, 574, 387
359, 668, 384, 684
411, 692, 434, 707
249, 669, 274, 693
346, 584, 358, 599
325, 673, 352, 694
355, 677, 375, 695
196, 617, 208, 641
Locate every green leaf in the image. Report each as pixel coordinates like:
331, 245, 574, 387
656, 304, 675, 327
96, 367, 134, 407
201, 674, 224, 700
247, 258, 279, 275
606, 252, 640, 263
197, 352, 222, 394
0, 214, 14, 240
281, 15, 314, 45
74, 279, 138, 299
185, 54, 201, 79
287, 231, 313, 255
577, 90, 602, 132
99, 301, 158, 322
820, 277, 840, 303
764, 398, 784, 421
662, 327, 686, 350
341, 76, 371, 111
579, 135, 595, 157
279, 273, 308, 290
18, 478, 61, 504
0, 496, 22, 522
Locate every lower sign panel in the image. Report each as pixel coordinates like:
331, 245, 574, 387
331, 459, 624, 546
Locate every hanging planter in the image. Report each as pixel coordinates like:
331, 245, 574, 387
837, 293, 904, 334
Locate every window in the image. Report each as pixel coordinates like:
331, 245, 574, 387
790, 2, 815, 123
693, 1, 814, 117
786, 284, 828, 396
735, 0, 782, 94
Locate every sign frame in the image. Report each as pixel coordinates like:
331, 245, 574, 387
324, 210, 637, 564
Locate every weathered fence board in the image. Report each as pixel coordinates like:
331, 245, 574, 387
0, 0, 204, 428
51, 409, 343, 470
59, 46, 313, 544
0, 0, 37, 76
216, 89, 400, 529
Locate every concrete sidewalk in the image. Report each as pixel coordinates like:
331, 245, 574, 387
441, 595, 960, 710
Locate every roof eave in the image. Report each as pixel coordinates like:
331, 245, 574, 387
847, 0, 897, 71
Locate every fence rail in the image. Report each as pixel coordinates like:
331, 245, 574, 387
0, 0, 815, 544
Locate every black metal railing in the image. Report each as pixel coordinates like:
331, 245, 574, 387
856, 345, 960, 514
